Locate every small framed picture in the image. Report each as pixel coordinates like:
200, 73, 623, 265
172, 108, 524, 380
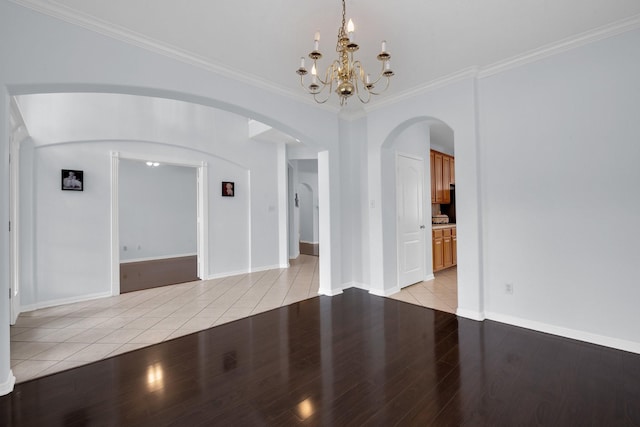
61, 169, 84, 191
222, 181, 235, 197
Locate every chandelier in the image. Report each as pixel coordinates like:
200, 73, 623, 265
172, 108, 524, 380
296, 0, 394, 106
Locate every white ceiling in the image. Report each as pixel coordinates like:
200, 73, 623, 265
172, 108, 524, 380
12, 0, 640, 105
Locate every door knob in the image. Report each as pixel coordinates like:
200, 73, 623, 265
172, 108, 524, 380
419, 225, 426, 229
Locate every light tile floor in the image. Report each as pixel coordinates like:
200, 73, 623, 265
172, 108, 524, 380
11, 255, 320, 383
387, 267, 458, 314
10, 258, 457, 383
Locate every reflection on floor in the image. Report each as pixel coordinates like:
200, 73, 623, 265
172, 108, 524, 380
388, 266, 458, 314
10, 255, 319, 383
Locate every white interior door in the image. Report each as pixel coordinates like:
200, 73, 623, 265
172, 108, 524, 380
397, 154, 426, 288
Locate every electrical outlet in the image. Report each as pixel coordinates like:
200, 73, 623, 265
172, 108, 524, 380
505, 283, 514, 295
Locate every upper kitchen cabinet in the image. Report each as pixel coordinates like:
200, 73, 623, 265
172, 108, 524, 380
430, 151, 436, 203
430, 149, 455, 204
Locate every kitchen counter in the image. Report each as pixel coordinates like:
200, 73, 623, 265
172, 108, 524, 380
432, 223, 456, 230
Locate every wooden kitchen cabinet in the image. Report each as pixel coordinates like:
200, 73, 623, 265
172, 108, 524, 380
432, 229, 444, 271
449, 158, 455, 186
452, 228, 457, 265
443, 228, 453, 268
430, 149, 454, 204
432, 225, 456, 272
442, 156, 451, 204
434, 152, 444, 203
430, 151, 436, 203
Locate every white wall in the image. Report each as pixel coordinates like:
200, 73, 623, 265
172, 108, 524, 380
478, 28, 640, 349
119, 160, 197, 261
0, 1, 337, 395
365, 78, 482, 314
21, 139, 252, 309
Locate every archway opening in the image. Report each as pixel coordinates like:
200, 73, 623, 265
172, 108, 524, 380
380, 116, 459, 314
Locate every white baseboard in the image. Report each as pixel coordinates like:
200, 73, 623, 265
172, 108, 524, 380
456, 308, 486, 321
318, 286, 344, 297
21, 291, 113, 313
0, 370, 16, 396
486, 311, 640, 355
349, 282, 369, 291
369, 286, 401, 297
207, 269, 247, 280
251, 264, 282, 273
423, 274, 436, 282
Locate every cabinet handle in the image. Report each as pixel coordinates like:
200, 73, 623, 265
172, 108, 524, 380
419, 225, 425, 229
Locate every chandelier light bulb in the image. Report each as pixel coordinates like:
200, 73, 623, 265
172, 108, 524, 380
381, 40, 387, 52
311, 64, 317, 76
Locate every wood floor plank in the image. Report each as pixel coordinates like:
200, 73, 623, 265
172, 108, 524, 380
2, 289, 640, 426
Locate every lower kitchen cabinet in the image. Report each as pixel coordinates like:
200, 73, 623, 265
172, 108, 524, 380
432, 225, 457, 272
433, 229, 444, 271
452, 227, 457, 265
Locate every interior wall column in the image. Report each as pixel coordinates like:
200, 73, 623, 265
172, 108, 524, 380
0, 88, 16, 396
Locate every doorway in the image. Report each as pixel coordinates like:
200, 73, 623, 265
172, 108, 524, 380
298, 183, 318, 256
110, 152, 209, 296
287, 159, 319, 259
117, 159, 199, 293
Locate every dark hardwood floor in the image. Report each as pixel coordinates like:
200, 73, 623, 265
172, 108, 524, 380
1, 288, 639, 426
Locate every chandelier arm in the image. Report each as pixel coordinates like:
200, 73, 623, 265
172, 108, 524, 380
367, 77, 391, 96
354, 82, 372, 104
313, 92, 332, 104
364, 60, 391, 86
366, 62, 388, 86
299, 75, 312, 92
351, 65, 372, 104
313, 77, 335, 103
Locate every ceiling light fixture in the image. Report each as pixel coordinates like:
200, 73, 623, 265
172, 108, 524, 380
296, 0, 394, 106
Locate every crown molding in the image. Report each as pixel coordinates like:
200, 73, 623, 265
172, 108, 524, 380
9, 0, 339, 114
366, 13, 640, 112
9, 1, 640, 116
477, 13, 640, 78
364, 67, 480, 115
